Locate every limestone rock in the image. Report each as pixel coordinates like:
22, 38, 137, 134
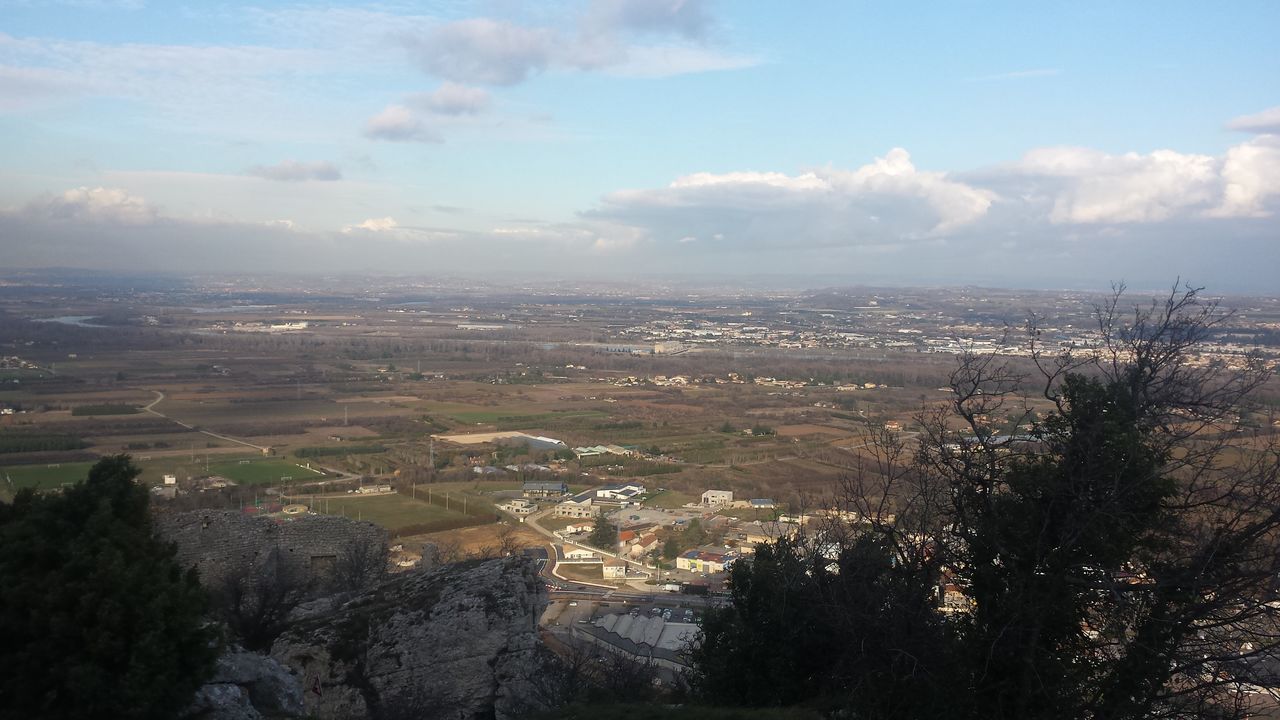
185, 683, 261, 720
212, 648, 305, 716
271, 556, 549, 720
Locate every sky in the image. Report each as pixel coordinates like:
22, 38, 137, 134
1, 1, 1278, 292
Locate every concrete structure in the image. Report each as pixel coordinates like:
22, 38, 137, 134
627, 533, 660, 558
497, 498, 536, 517
163, 473, 177, 486
572, 613, 698, 672
595, 483, 645, 502
701, 489, 733, 507
521, 480, 568, 498
553, 491, 598, 518
676, 549, 734, 574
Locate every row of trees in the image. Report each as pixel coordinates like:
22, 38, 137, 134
692, 287, 1280, 719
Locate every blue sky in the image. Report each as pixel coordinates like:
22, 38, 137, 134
1, 1, 1278, 291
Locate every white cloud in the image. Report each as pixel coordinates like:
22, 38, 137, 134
247, 160, 342, 182
20, 186, 157, 224
1211, 135, 1280, 218
1003, 142, 1280, 222
411, 81, 491, 116
343, 217, 399, 233
1227, 106, 1280, 135
364, 105, 442, 143
596, 148, 994, 245
824, 148, 995, 232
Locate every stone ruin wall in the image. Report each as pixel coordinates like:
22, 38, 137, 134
158, 510, 386, 587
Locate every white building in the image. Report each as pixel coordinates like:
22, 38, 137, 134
563, 547, 599, 561
595, 483, 645, 502
554, 492, 599, 518
701, 489, 733, 507
497, 498, 536, 517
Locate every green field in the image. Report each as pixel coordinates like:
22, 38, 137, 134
205, 459, 326, 486
310, 493, 476, 533
0, 461, 98, 498
646, 489, 698, 508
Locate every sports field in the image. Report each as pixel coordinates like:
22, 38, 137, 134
0, 461, 97, 499
204, 459, 326, 486
309, 492, 476, 533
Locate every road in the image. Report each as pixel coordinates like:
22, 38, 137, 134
142, 389, 272, 454
522, 505, 665, 589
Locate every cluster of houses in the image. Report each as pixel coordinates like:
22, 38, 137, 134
497, 480, 651, 521
552, 482, 647, 518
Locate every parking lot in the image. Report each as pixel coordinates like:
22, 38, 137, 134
608, 505, 708, 529
540, 596, 705, 629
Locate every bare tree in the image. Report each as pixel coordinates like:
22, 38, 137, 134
330, 534, 388, 593
210, 547, 314, 651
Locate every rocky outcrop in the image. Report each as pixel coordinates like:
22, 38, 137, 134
185, 648, 305, 720
270, 555, 549, 720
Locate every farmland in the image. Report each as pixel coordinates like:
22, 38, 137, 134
0, 276, 1274, 555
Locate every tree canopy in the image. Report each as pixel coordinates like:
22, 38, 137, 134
0, 455, 217, 719
588, 518, 618, 551
692, 286, 1280, 720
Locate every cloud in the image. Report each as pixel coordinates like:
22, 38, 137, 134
247, 160, 342, 182
411, 81, 491, 116
399, 5, 755, 86
20, 186, 157, 224
1211, 135, 1280, 218
592, 148, 995, 248
585, 0, 715, 40
0, 31, 328, 115
364, 105, 442, 143
407, 19, 555, 86
1000, 141, 1280, 222
605, 45, 758, 78
582, 137, 1280, 266
342, 216, 399, 233
1227, 106, 1280, 135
